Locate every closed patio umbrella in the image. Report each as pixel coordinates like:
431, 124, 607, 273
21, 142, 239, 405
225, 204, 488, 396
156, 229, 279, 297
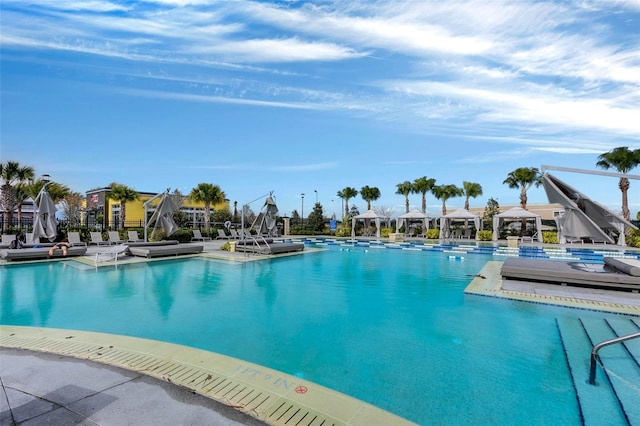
148, 192, 179, 238
32, 186, 58, 242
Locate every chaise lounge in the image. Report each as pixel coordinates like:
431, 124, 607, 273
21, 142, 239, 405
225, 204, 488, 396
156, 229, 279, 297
128, 243, 204, 258
0, 246, 88, 261
501, 257, 640, 291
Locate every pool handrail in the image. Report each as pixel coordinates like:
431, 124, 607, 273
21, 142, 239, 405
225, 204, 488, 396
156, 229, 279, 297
588, 331, 640, 385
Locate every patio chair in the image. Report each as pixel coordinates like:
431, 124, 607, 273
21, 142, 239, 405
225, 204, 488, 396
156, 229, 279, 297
462, 229, 472, 239
1, 234, 16, 248
217, 229, 231, 240
108, 231, 126, 244
128, 230, 143, 243
68, 231, 87, 246
229, 229, 241, 239
191, 229, 211, 241
90, 232, 111, 246
25, 232, 37, 245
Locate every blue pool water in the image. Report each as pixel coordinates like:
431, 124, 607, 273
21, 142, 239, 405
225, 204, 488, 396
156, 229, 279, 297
0, 246, 632, 424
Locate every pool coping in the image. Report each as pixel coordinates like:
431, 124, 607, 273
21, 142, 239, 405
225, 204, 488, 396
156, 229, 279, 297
0, 326, 416, 426
465, 261, 640, 315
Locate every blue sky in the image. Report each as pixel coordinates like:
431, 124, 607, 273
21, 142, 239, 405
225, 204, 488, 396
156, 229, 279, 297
1, 0, 639, 219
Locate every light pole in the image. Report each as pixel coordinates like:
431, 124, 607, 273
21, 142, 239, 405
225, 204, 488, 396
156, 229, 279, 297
314, 190, 318, 204
301, 193, 305, 227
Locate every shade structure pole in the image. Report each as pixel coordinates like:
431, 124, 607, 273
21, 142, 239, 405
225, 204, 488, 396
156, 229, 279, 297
143, 190, 169, 242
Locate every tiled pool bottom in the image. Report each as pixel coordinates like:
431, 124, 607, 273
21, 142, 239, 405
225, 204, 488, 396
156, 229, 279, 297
297, 237, 640, 263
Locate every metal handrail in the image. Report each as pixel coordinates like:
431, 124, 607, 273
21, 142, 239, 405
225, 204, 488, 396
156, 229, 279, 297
589, 332, 640, 385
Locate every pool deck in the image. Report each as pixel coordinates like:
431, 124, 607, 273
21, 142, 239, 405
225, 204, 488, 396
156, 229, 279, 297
3, 239, 640, 425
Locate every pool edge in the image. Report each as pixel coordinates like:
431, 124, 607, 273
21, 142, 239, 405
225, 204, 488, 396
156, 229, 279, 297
0, 325, 416, 426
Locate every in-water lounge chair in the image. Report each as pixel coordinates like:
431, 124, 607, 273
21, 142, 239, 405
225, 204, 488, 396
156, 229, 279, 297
0, 246, 88, 261
128, 244, 204, 258
501, 257, 640, 291
94, 244, 129, 265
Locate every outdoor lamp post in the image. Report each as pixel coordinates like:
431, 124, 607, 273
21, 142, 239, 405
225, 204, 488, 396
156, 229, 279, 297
301, 193, 305, 227
314, 189, 318, 204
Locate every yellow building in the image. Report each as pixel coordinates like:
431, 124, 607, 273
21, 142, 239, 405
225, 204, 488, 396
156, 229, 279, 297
85, 188, 229, 229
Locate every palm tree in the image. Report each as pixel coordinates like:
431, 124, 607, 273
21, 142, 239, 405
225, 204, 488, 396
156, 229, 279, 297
360, 186, 381, 210
189, 183, 225, 234
396, 181, 413, 213
503, 167, 542, 210
107, 183, 139, 229
337, 187, 358, 218
0, 161, 35, 232
19, 178, 70, 229
412, 176, 436, 214
431, 184, 463, 216
596, 146, 640, 222
462, 181, 483, 210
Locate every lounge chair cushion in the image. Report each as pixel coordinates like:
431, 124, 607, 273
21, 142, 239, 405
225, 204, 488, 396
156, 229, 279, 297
0, 246, 87, 261
501, 257, 640, 290
604, 257, 640, 277
128, 244, 203, 258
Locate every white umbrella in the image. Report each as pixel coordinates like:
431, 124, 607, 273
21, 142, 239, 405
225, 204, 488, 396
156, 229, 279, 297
148, 192, 179, 237
32, 186, 58, 242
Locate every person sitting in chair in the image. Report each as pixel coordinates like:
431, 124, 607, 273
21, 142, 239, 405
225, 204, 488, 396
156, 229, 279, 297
48, 239, 71, 257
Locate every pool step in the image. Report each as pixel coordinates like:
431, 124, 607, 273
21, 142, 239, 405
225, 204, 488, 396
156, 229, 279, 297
557, 317, 640, 425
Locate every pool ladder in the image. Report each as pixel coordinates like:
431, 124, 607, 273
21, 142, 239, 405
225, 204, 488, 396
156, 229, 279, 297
588, 331, 640, 385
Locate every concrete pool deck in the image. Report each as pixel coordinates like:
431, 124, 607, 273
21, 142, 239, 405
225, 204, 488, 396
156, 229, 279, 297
2, 238, 640, 424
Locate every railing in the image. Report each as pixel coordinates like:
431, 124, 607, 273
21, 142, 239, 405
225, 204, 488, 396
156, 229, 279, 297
589, 332, 640, 385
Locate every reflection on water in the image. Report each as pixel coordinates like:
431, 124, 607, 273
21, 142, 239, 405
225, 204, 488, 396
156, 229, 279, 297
0, 250, 624, 425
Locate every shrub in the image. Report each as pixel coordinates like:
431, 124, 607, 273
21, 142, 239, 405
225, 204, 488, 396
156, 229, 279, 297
426, 228, 440, 239
476, 230, 493, 241
335, 227, 351, 237
542, 231, 559, 244
380, 227, 392, 238
220, 241, 231, 251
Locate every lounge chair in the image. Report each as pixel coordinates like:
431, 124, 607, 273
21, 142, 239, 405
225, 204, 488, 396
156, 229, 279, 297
25, 233, 37, 245
217, 229, 231, 240
230, 229, 241, 239
191, 230, 211, 242
94, 244, 129, 265
108, 231, 126, 244
128, 244, 204, 258
501, 257, 640, 291
1, 234, 16, 248
90, 232, 111, 246
128, 231, 143, 243
68, 232, 87, 247
462, 229, 472, 239
0, 246, 87, 261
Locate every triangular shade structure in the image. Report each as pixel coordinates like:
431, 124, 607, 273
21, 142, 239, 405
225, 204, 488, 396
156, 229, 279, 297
251, 193, 279, 237
32, 186, 58, 242
439, 209, 482, 240
542, 173, 636, 245
351, 209, 388, 238
492, 207, 543, 242
147, 192, 179, 238
397, 209, 430, 233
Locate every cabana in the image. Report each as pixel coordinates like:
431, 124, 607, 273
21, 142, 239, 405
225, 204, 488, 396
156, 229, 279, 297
352, 209, 388, 238
439, 209, 482, 240
492, 207, 543, 242
397, 209, 430, 236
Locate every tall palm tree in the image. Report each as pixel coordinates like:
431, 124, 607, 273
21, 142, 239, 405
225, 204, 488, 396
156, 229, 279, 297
431, 184, 463, 216
503, 167, 542, 210
107, 183, 139, 229
0, 161, 35, 232
360, 186, 381, 210
189, 183, 225, 234
596, 146, 640, 222
337, 187, 358, 218
396, 181, 413, 213
412, 176, 436, 214
462, 181, 483, 210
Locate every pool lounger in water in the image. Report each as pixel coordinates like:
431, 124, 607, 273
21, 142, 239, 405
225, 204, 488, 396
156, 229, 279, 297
235, 238, 304, 255
0, 246, 88, 261
501, 257, 640, 291
128, 244, 204, 258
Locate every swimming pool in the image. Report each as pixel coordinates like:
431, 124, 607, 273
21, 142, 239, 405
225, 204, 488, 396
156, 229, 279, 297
1, 246, 634, 424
